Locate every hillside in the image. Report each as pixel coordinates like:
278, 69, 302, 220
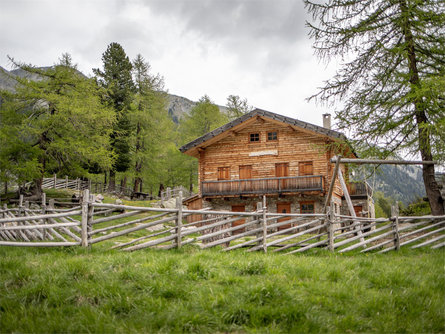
373, 164, 426, 205
0, 66, 227, 123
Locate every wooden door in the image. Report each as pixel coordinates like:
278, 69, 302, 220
232, 205, 246, 234
354, 205, 363, 217
275, 163, 289, 190
277, 203, 291, 231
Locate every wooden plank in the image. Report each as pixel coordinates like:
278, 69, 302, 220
0, 241, 79, 247
336, 225, 393, 251
89, 214, 181, 244
0, 210, 82, 224
285, 238, 328, 254
0, 222, 79, 231
90, 213, 175, 235
91, 210, 144, 225
411, 234, 445, 249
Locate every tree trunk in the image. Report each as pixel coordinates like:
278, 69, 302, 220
158, 183, 165, 198
399, 0, 444, 215
4, 180, 7, 195
133, 177, 142, 194
109, 170, 116, 192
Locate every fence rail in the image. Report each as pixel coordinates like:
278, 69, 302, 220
1, 190, 444, 254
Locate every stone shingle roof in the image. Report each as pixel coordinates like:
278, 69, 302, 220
179, 108, 346, 153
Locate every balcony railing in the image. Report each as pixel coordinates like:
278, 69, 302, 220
202, 175, 324, 197
347, 181, 372, 197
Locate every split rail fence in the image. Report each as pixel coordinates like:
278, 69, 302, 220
1, 190, 444, 253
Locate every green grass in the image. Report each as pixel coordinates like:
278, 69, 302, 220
0, 246, 444, 333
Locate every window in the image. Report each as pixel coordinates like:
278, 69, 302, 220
217, 167, 230, 180
267, 131, 277, 141
239, 165, 252, 179
275, 163, 289, 177
299, 161, 313, 176
249, 133, 260, 142
300, 201, 315, 214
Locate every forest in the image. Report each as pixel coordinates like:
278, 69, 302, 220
0, 43, 251, 199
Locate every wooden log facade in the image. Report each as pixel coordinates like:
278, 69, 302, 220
180, 109, 374, 222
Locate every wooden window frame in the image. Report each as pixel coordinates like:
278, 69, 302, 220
300, 201, 315, 214
239, 165, 253, 180
217, 167, 230, 180
275, 162, 290, 177
267, 131, 278, 141
299, 161, 314, 176
249, 132, 260, 143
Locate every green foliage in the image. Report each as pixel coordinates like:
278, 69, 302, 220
226, 94, 253, 121
305, 0, 445, 213
94, 43, 135, 175
128, 54, 173, 193
374, 191, 394, 218
0, 56, 115, 186
178, 96, 229, 191
401, 197, 432, 216
0, 247, 443, 333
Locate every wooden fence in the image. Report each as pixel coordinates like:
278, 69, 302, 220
1, 190, 444, 253
39, 175, 134, 197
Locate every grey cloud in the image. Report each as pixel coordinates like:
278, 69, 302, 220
144, 0, 308, 42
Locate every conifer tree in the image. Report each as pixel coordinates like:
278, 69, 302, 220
93, 42, 134, 191
305, 0, 445, 214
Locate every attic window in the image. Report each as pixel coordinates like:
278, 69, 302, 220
267, 132, 277, 141
249, 133, 260, 142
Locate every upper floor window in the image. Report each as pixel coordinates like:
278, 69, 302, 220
249, 133, 260, 142
299, 161, 313, 176
267, 131, 277, 141
217, 167, 230, 180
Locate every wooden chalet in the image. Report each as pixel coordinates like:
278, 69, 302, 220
180, 109, 374, 224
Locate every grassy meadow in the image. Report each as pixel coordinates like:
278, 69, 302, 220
0, 244, 444, 333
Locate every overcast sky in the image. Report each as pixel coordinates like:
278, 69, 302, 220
0, 0, 338, 127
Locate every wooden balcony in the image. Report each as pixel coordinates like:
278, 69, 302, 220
202, 175, 324, 197
346, 182, 372, 198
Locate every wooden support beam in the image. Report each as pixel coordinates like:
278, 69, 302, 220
338, 168, 366, 247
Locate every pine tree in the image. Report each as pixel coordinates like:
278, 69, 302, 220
305, 0, 445, 214
93, 42, 135, 191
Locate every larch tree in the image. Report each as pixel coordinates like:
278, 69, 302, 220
0, 54, 115, 197
226, 94, 253, 121
130, 54, 172, 195
93, 42, 135, 191
305, 0, 445, 214
179, 95, 228, 191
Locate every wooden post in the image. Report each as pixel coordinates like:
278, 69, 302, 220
327, 205, 335, 251
41, 193, 47, 240
262, 195, 267, 253
53, 174, 57, 189
81, 189, 89, 247
87, 192, 94, 246
391, 205, 400, 251
19, 194, 24, 214
88, 179, 92, 192
324, 155, 342, 212
77, 178, 80, 191
65, 175, 68, 189
176, 191, 183, 249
